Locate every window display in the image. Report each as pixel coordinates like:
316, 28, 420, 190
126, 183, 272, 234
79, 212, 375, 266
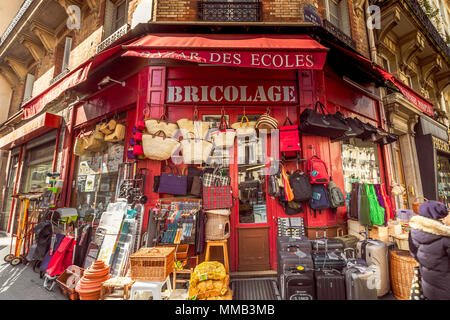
437, 155, 450, 208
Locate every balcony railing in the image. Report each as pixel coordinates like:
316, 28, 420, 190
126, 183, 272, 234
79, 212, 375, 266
197, 1, 262, 22
49, 68, 70, 86
96, 24, 129, 54
0, 0, 35, 47
407, 0, 450, 58
323, 19, 357, 50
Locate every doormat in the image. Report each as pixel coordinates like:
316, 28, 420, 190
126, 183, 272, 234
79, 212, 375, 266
231, 278, 281, 300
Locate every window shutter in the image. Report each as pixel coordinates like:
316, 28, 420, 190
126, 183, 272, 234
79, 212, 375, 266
339, 0, 351, 37
104, 0, 115, 39
62, 37, 72, 71
24, 73, 35, 101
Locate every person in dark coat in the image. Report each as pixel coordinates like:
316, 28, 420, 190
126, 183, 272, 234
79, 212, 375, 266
409, 201, 450, 300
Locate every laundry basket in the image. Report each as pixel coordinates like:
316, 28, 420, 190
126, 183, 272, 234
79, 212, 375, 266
205, 211, 230, 240
390, 250, 419, 300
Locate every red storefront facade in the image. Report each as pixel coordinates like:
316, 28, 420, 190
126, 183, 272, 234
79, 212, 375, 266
9, 31, 396, 272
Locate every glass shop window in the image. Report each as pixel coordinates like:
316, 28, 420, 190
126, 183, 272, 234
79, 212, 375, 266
72, 116, 126, 223
236, 114, 267, 224
341, 139, 382, 195
437, 154, 450, 209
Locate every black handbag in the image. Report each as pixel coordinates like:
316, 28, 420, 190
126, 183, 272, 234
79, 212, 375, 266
377, 132, 398, 145
299, 101, 350, 139
353, 118, 378, 141
332, 112, 365, 141
187, 166, 203, 196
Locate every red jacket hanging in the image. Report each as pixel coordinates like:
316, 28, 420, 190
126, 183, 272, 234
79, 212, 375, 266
46, 236, 76, 277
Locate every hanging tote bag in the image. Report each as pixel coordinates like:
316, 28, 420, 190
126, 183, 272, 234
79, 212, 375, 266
332, 111, 365, 141
180, 133, 213, 164
84, 134, 105, 152
73, 133, 87, 156
142, 130, 180, 161
93, 124, 105, 141
279, 116, 301, 154
299, 101, 349, 138
177, 109, 210, 140
281, 167, 294, 202
255, 111, 278, 133
210, 114, 236, 148
235, 115, 257, 138
202, 179, 233, 210
202, 166, 231, 187
145, 110, 179, 138
104, 123, 126, 142
158, 166, 188, 195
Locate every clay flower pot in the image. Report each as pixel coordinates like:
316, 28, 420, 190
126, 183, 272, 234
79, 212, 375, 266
75, 261, 111, 300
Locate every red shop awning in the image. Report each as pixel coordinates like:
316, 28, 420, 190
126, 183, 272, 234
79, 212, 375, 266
22, 61, 92, 120
327, 42, 434, 116
0, 113, 62, 150
121, 34, 329, 70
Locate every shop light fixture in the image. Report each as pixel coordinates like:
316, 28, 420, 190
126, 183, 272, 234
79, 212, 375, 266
97, 76, 126, 89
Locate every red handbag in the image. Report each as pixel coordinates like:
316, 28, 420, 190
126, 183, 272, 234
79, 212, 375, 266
279, 117, 301, 157
202, 179, 233, 210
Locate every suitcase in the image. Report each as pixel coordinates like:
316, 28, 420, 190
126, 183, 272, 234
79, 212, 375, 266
277, 236, 311, 253
278, 251, 314, 287
314, 270, 346, 300
344, 264, 378, 300
283, 269, 315, 300
312, 251, 346, 270
356, 239, 390, 297
334, 234, 359, 250
310, 238, 344, 252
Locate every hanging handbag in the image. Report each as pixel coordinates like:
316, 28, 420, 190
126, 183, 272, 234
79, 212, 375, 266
93, 124, 105, 141
255, 111, 278, 133
73, 135, 87, 156
279, 116, 301, 154
235, 115, 257, 138
299, 101, 350, 138
352, 118, 378, 141
202, 166, 231, 187
142, 130, 180, 161
177, 109, 210, 140
145, 112, 179, 138
158, 166, 187, 195
210, 114, 236, 148
180, 133, 213, 164
104, 123, 126, 142
84, 134, 105, 152
332, 111, 365, 141
202, 179, 233, 210
187, 166, 203, 196
281, 167, 294, 202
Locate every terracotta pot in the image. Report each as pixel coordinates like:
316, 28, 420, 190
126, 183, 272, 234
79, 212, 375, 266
75, 260, 111, 300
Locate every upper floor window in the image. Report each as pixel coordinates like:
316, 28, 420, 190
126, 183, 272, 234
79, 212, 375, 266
197, 0, 262, 22
23, 72, 35, 103
104, 0, 129, 39
324, 0, 351, 36
380, 57, 391, 73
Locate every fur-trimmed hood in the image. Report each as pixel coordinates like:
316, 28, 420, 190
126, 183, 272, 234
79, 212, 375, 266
410, 215, 450, 237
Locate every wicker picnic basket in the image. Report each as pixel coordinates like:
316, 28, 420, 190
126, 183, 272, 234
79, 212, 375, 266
390, 250, 419, 300
129, 247, 175, 282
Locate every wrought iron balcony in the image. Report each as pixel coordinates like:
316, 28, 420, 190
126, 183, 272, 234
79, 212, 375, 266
407, 0, 450, 58
323, 19, 357, 50
96, 24, 129, 54
50, 68, 70, 86
197, 1, 262, 22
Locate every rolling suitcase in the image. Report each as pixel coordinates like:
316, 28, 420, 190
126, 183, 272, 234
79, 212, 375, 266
344, 265, 378, 300
278, 251, 314, 288
315, 270, 346, 300
356, 238, 390, 297
283, 269, 315, 300
334, 234, 359, 250
277, 236, 311, 253
312, 251, 346, 270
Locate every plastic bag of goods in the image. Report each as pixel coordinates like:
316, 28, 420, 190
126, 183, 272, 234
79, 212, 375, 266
189, 275, 229, 300
189, 261, 227, 288
205, 289, 233, 300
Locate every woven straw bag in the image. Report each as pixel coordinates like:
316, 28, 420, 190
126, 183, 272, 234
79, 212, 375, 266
205, 211, 230, 240
234, 115, 256, 137
99, 119, 117, 135
145, 113, 179, 138
84, 134, 105, 152
180, 136, 213, 164
73, 136, 87, 156
104, 123, 126, 142
142, 130, 180, 161
211, 114, 236, 148
256, 112, 279, 133
93, 124, 105, 141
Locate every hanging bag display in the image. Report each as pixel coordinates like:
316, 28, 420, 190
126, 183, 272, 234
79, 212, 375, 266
158, 166, 188, 195
299, 101, 349, 138
279, 115, 301, 154
352, 118, 378, 141
142, 130, 180, 161
202, 179, 233, 210
202, 166, 230, 187
84, 134, 105, 152
210, 113, 236, 148
73, 131, 87, 156
328, 179, 346, 209
144, 106, 179, 138
255, 109, 278, 133
332, 112, 365, 141
289, 170, 313, 202
104, 123, 126, 142
180, 132, 213, 164
307, 155, 330, 184
281, 167, 294, 202
177, 108, 210, 140
93, 124, 105, 141
99, 119, 117, 135
309, 184, 331, 217
235, 115, 257, 138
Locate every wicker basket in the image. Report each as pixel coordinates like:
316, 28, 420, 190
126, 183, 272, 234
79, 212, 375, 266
412, 197, 428, 215
205, 211, 230, 240
129, 247, 175, 282
390, 250, 419, 300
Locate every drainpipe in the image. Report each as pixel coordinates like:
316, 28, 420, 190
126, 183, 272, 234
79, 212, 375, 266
364, 0, 378, 63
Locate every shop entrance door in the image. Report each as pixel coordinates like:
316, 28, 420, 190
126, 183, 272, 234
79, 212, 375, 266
199, 108, 275, 272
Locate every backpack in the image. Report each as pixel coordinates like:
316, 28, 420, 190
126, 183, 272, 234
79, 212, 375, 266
309, 184, 331, 217
279, 117, 301, 154
289, 170, 313, 202
328, 180, 346, 208
307, 155, 329, 184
